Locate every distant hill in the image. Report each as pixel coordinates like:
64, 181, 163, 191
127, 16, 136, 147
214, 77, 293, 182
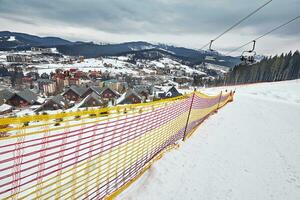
0, 31, 241, 67
0, 31, 72, 49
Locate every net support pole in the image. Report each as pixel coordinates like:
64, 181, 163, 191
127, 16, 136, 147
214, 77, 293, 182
217, 91, 223, 109
182, 89, 196, 141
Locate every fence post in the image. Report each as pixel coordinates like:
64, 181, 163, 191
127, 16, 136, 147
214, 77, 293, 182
217, 91, 222, 109
182, 88, 196, 141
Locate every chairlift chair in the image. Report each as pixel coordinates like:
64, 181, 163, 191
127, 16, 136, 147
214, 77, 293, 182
205, 40, 217, 61
240, 40, 257, 64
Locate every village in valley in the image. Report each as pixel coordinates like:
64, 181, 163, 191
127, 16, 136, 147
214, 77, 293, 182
0, 47, 198, 117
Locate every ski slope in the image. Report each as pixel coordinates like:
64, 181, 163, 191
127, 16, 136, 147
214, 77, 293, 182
117, 80, 300, 200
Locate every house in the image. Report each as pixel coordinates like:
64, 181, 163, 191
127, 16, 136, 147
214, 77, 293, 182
7, 89, 43, 107
99, 86, 120, 99
157, 86, 182, 99
63, 85, 89, 102
37, 79, 57, 96
63, 85, 119, 102
37, 79, 53, 89
117, 90, 143, 105
99, 79, 123, 91
69, 68, 78, 73
87, 86, 102, 96
0, 89, 14, 104
79, 92, 104, 108
173, 77, 192, 84
21, 77, 34, 89
156, 68, 165, 75
0, 104, 13, 115
165, 86, 181, 97
26, 71, 39, 80
6, 54, 31, 63
67, 77, 80, 86
171, 69, 185, 77
31, 47, 52, 53
89, 71, 101, 79
74, 71, 88, 79
133, 85, 154, 100
36, 95, 70, 111
138, 89, 149, 100
40, 73, 50, 79
79, 56, 85, 62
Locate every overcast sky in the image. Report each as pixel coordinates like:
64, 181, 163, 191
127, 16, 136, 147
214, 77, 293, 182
0, 0, 299, 55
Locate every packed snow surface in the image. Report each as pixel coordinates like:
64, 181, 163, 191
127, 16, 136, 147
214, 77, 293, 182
118, 79, 300, 200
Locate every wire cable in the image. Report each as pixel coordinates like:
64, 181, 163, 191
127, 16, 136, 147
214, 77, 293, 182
226, 15, 300, 55
200, 0, 273, 50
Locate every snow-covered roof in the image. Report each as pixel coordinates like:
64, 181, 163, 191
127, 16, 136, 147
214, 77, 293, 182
116, 89, 142, 104
65, 85, 89, 97
76, 92, 103, 108
116, 93, 126, 105
0, 89, 14, 100
16, 89, 38, 104
0, 104, 12, 112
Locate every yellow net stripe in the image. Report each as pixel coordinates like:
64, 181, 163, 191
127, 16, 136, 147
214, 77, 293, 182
0, 94, 189, 125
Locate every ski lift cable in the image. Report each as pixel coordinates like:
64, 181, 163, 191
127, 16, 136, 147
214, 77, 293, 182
226, 15, 300, 55
199, 0, 273, 50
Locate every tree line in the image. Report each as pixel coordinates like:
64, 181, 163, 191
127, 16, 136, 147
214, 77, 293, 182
210, 50, 300, 86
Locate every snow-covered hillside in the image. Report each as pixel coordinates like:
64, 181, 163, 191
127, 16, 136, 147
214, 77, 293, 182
36, 57, 139, 75
201, 62, 230, 73
0, 49, 232, 79
35, 57, 207, 76
117, 79, 300, 200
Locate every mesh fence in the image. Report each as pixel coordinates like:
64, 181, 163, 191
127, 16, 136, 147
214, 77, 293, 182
0, 90, 233, 200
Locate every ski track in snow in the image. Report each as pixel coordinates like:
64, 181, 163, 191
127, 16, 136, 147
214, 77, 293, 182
117, 79, 300, 200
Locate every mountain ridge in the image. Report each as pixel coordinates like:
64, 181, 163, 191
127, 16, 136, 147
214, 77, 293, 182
0, 31, 241, 67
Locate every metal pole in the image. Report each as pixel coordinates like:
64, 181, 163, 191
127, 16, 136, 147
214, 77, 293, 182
182, 89, 196, 141
217, 91, 223, 109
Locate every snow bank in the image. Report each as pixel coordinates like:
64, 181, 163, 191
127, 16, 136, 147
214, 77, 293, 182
118, 79, 300, 200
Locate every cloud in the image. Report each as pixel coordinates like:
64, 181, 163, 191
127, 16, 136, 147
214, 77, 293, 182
0, 14, 37, 25
0, 0, 299, 55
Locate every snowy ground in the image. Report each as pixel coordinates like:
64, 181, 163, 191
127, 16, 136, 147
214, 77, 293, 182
117, 79, 300, 200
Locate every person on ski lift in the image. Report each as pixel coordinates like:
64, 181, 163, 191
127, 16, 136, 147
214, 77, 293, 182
248, 56, 255, 63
